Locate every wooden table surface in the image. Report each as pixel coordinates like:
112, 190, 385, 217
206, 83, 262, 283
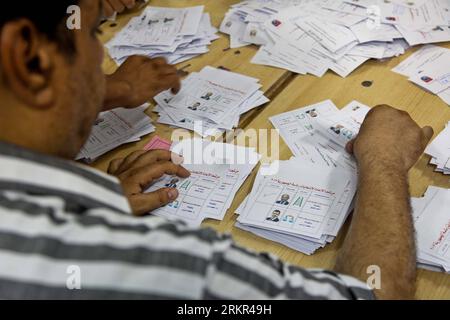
94, 0, 450, 299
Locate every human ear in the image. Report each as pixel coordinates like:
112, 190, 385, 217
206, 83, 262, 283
0, 19, 55, 108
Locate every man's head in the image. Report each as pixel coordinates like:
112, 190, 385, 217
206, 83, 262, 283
272, 210, 281, 218
0, 0, 106, 158
281, 194, 289, 202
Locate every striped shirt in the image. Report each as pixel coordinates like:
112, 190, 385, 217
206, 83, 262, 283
0, 141, 375, 300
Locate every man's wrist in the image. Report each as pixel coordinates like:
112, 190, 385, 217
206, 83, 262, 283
103, 76, 132, 110
356, 151, 408, 177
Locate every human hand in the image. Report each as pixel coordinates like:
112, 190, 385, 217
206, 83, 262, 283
108, 150, 190, 215
102, 0, 137, 17
346, 105, 434, 172
104, 56, 181, 110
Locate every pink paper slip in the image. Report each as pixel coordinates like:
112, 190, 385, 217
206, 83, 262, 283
144, 136, 172, 151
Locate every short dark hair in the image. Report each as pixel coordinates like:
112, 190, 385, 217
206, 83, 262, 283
0, 1, 81, 53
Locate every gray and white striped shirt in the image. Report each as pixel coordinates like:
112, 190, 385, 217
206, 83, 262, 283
0, 142, 375, 300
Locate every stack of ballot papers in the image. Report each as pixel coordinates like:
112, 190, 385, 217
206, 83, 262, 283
236, 157, 358, 255
220, 0, 450, 78
393, 45, 450, 105
145, 139, 260, 226
270, 100, 372, 172
425, 121, 450, 174
76, 104, 155, 162
106, 6, 219, 66
236, 100, 372, 254
412, 186, 450, 273
153, 66, 269, 137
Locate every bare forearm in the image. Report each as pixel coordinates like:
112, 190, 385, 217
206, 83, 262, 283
335, 158, 416, 299
102, 75, 131, 111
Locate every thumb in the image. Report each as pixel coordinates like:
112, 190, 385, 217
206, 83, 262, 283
108, 158, 125, 175
421, 126, 434, 147
129, 188, 179, 216
345, 139, 355, 154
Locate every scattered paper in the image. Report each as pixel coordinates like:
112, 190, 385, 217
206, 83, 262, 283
392, 45, 450, 105
269, 100, 371, 171
106, 6, 219, 65
220, 0, 450, 79
145, 139, 260, 226
412, 186, 450, 273
425, 121, 450, 175
77, 104, 155, 162
153, 66, 269, 137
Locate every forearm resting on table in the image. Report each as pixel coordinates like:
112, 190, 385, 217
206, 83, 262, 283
103, 75, 131, 111
335, 159, 416, 300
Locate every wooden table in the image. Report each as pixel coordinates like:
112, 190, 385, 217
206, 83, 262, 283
94, 1, 450, 299
96, 0, 292, 174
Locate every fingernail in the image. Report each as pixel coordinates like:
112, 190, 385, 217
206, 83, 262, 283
168, 189, 178, 200
172, 153, 184, 165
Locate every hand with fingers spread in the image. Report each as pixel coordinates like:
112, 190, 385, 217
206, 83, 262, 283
108, 150, 190, 216
103, 56, 181, 110
345, 105, 434, 173
102, 0, 137, 18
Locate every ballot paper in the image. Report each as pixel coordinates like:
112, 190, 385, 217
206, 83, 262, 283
347, 42, 387, 59
425, 121, 450, 175
314, 101, 371, 148
106, 6, 219, 66
412, 186, 450, 273
331, 55, 369, 77
153, 66, 269, 137
168, 70, 261, 124
295, 16, 358, 53
378, 0, 448, 30
439, 88, 450, 105
320, 0, 368, 17
393, 45, 450, 104
396, 25, 450, 46
382, 0, 428, 8
408, 60, 450, 95
236, 157, 357, 255
144, 139, 260, 226
349, 20, 402, 43
76, 104, 155, 162
269, 100, 371, 171
220, 0, 450, 79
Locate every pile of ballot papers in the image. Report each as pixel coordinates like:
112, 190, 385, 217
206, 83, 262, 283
425, 121, 450, 175
153, 66, 269, 137
412, 186, 450, 273
77, 104, 155, 162
220, 0, 450, 78
393, 45, 450, 105
235, 100, 372, 254
270, 100, 371, 172
145, 138, 260, 226
236, 157, 357, 255
106, 6, 219, 66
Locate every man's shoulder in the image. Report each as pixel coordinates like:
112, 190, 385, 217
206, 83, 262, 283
0, 141, 131, 214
